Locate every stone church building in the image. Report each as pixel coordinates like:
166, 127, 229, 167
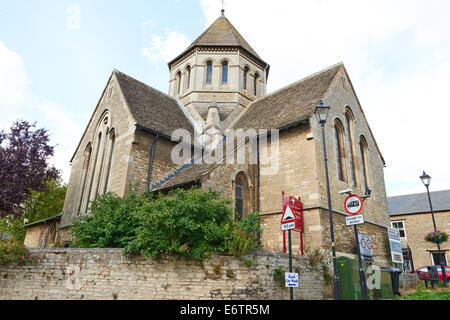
37, 12, 392, 265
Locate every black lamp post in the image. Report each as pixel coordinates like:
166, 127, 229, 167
420, 171, 447, 287
315, 101, 340, 300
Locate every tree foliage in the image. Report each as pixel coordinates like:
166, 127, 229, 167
0, 176, 67, 243
71, 189, 262, 260
0, 120, 59, 217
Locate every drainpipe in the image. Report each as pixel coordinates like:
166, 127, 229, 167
147, 134, 160, 193
256, 135, 261, 243
263, 65, 269, 96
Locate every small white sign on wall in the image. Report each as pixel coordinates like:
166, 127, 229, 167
285, 273, 299, 288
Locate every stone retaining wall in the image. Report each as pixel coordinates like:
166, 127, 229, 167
0, 249, 326, 300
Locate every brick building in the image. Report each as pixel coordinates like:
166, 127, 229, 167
26, 11, 393, 267
388, 190, 450, 270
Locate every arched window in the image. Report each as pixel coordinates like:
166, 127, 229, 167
253, 73, 259, 96
221, 61, 228, 84
186, 66, 191, 89
95, 129, 111, 196
102, 131, 115, 195
360, 136, 370, 191
345, 109, 358, 187
205, 61, 213, 84
235, 173, 249, 220
176, 71, 182, 94
334, 120, 347, 182
84, 132, 102, 213
243, 66, 249, 91
76, 144, 92, 215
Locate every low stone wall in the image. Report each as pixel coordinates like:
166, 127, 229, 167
0, 249, 325, 300
401, 273, 420, 290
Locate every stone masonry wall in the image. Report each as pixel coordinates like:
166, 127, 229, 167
0, 249, 325, 300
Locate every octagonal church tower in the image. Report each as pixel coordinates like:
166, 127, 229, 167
167, 10, 270, 129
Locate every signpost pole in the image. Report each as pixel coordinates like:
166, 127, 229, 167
288, 229, 293, 301
354, 224, 368, 300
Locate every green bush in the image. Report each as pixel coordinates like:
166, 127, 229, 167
70, 188, 262, 261
71, 192, 144, 249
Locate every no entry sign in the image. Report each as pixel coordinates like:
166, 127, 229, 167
344, 195, 363, 215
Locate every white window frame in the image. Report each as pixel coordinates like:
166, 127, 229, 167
391, 220, 407, 241
430, 251, 448, 266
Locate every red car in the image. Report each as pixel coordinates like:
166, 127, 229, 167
416, 265, 450, 281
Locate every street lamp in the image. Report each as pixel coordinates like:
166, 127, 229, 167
420, 171, 447, 287
315, 101, 340, 300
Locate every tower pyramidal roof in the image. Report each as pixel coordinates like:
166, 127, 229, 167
168, 14, 267, 68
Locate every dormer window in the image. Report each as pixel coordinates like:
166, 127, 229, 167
206, 61, 213, 84
221, 61, 228, 84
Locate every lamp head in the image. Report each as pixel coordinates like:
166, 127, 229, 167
420, 171, 431, 187
315, 101, 330, 124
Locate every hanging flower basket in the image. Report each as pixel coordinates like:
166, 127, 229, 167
425, 231, 449, 244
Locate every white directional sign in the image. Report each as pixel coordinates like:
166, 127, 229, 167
281, 222, 296, 231
285, 273, 299, 288
387, 227, 404, 264
346, 214, 365, 226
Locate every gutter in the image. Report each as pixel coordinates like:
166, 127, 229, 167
23, 213, 63, 229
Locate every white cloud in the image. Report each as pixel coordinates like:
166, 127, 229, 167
0, 42, 30, 128
66, 5, 81, 30
0, 42, 84, 183
198, 0, 450, 196
142, 27, 191, 63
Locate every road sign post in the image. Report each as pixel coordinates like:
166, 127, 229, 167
344, 194, 368, 300
281, 202, 297, 300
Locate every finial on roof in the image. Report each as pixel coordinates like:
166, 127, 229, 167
221, 0, 225, 16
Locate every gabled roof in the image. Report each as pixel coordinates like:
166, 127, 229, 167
388, 190, 450, 216
71, 70, 194, 162
231, 63, 342, 131
114, 70, 194, 138
168, 15, 268, 68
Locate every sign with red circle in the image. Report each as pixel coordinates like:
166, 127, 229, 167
344, 195, 363, 215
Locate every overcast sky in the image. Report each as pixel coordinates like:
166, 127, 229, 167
1, 0, 449, 197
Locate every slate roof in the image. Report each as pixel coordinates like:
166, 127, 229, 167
231, 63, 342, 131
152, 163, 216, 191
388, 190, 450, 216
114, 70, 195, 138
168, 15, 268, 67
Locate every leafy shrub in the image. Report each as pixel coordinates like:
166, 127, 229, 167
71, 192, 143, 249
71, 188, 261, 261
0, 241, 36, 266
225, 212, 261, 258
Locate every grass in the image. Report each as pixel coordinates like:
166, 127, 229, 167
395, 282, 450, 300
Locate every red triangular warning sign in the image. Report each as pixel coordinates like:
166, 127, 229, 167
281, 203, 296, 224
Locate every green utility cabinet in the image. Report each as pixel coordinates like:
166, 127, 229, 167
337, 256, 394, 300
